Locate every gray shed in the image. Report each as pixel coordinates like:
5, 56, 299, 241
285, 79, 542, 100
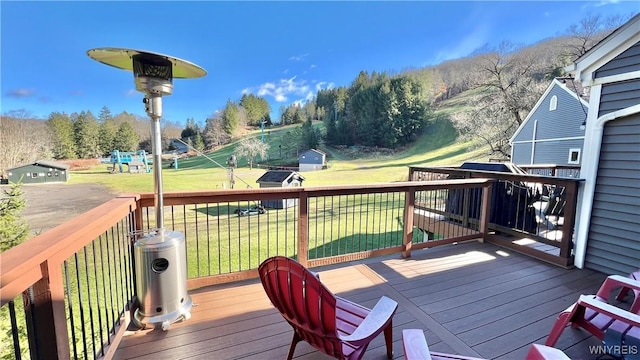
568, 13, 640, 276
7, 160, 70, 184
298, 149, 326, 172
256, 170, 305, 209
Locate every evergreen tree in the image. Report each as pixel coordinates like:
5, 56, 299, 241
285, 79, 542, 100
193, 132, 205, 151
47, 112, 77, 159
0, 183, 29, 252
113, 122, 139, 152
222, 100, 240, 135
73, 111, 101, 158
98, 120, 117, 156
98, 106, 113, 123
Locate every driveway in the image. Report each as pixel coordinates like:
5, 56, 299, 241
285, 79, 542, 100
11, 183, 117, 236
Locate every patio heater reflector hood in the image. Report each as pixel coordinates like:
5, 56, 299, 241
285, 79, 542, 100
87, 48, 206, 330
87, 47, 206, 228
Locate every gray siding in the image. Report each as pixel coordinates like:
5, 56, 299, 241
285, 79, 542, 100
598, 78, 640, 117
512, 83, 587, 165
512, 84, 587, 143
532, 139, 584, 165
511, 143, 531, 164
299, 150, 324, 165
595, 41, 640, 79
584, 114, 640, 275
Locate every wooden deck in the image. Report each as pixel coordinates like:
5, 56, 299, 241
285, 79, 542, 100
113, 241, 615, 360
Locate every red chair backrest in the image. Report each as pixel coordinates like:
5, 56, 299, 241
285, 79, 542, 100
259, 256, 343, 357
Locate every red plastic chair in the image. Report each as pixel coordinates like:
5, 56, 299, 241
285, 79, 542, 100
258, 256, 398, 360
545, 275, 640, 347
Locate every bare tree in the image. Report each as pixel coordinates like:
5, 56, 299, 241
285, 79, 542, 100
564, 13, 630, 60
452, 42, 547, 158
203, 114, 230, 150
235, 137, 269, 170
0, 110, 51, 176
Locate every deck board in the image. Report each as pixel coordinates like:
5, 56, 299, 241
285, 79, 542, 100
113, 241, 612, 360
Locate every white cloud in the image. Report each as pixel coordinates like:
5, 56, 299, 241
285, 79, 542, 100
595, 0, 619, 6
310, 64, 317, 69
6, 88, 36, 98
243, 77, 335, 105
124, 89, 137, 96
283, 68, 289, 74
289, 53, 309, 61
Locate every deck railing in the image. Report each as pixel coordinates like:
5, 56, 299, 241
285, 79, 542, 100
409, 166, 581, 267
519, 164, 581, 178
0, 179, 492, 359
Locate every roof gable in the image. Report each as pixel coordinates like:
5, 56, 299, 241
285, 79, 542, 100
568, 14, 640, 85
256, 170, 305, 183
8, 160, 70, 171
510, 79, 589, 143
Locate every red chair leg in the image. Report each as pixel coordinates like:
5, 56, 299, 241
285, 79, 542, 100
546, 312, 572, 347
287, 331, 302, 360
384, 321, 393, 359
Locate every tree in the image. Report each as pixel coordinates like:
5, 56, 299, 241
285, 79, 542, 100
193, 132, 205, 151
451, 42, 547, 157
47, 112, 77, 159
240, 94, 271, 126
73, 111, 101, 158
203, 114, 230, 149
235, 138, 269, 170
113, 122, 139, 152
563, 13, 629, 60
222, 100, 241, 136
98, 120, 117, 156
181, 118, 200, 139
298, 118, 321, 150
0, 110, 51, 174
0, 183, 29, 252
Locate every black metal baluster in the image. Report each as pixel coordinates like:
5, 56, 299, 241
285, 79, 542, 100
206, 203, 211, 276
73, 253, 88, 359
8, 300, 22, 360
195, 203, 200, 276
91, 240, 106, 354
82, 246, 97, 358
64, 260, 79, 360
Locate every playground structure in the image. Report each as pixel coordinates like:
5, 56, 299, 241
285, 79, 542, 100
101, 150, 152, 173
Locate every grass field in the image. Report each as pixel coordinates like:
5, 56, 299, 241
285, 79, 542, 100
70, 114, 487, 193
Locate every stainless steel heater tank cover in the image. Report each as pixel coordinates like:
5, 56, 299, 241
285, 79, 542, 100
133, 230, 192, 331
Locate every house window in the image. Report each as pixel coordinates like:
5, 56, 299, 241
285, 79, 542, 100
32, 173, 38, 178
568, 148, 581, 164
549, 95, 557, 111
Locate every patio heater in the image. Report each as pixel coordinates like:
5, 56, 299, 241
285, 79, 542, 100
87, 48, 206, 330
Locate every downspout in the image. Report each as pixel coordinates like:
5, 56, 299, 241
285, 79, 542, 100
574, 88, 640, 267
530, 120, 538, 164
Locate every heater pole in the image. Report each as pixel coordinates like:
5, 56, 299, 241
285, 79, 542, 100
145, 95, 165, 230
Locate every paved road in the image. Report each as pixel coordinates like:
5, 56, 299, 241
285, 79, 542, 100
8, 183, 117, 236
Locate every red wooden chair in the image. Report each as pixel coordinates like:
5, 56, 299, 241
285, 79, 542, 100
545, 275, 640, 347
258, 256, 398, 360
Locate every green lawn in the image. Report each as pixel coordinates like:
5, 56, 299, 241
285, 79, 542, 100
71, 117, 487, 193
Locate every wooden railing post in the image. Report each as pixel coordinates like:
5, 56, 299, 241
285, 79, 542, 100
402, 189, 416, 258
559, 182, 578, 265
478, 183, 492, 243
23, 261, 70, 359
297, 190, 309, 267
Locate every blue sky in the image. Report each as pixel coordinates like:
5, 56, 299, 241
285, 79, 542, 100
1, 1, 638, 126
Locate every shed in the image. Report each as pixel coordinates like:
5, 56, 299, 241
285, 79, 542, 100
568, 13, 640, 275
298, 149, 326, 172
256, 170, 305, 209
7, 160, 70, 184
510, 79, 589, 166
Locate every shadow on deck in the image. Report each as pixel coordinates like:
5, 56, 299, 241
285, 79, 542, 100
114, 241, 611, 360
